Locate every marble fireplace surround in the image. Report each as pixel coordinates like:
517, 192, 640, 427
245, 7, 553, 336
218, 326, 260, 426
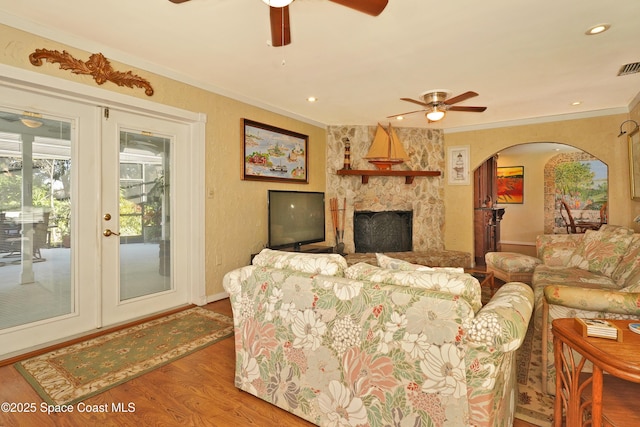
326, 125, 446, 254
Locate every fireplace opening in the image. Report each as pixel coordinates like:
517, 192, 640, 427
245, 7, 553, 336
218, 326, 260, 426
353, 211, 413, 253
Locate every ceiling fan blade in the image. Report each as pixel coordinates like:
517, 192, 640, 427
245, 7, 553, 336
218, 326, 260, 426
270, 6, 291, 47
387, 109, 426, 119
168, 0, 191, 3
448, 106, 487, 112
328, 0, 388, 16
444, 91, 479, 105
400, 97, 431, 108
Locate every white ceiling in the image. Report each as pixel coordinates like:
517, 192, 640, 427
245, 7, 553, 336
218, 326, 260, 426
1, 0, 639, 132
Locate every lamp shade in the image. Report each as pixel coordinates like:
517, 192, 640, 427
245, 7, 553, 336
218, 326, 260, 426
20, 118, 43, 128
262, 0, 293, 6
426, 109, 445, 122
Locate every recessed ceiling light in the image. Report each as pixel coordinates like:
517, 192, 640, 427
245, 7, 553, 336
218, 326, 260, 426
585, 23, 610, 35
571, 101, 582, 106
306, 96, 317, 103
396, 116, 404, 120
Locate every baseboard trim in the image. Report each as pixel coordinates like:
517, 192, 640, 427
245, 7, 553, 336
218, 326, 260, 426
206, 291, 229, 304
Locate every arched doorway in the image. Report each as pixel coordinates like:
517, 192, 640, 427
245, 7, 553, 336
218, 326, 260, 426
473, 142, 608, 263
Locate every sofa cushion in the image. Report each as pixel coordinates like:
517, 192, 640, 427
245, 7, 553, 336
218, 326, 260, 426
485, 252, 541, 273
252, 248, 348, 276
345, 262, 481, 312
612, 235, 640, 288
566, 229, 634, 280
599, 224, 635, 235
536, 234, 580, 266
375, 253, 464, 274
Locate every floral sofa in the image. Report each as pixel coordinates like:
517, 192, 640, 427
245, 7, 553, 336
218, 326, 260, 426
223, 249, 534, 427
532, 225, 640, 394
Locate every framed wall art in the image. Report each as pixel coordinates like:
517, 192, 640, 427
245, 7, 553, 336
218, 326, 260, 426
497, 166, 524, 204
242, 119, 309, 183
628, 127, 640, 200
448, 145, 470, 185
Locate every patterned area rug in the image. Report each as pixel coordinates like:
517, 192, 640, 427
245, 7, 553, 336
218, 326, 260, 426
515, 320, 555, 426
15, 307, 234, 405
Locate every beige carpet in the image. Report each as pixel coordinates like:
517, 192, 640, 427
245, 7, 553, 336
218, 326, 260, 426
515, 321, 555, 426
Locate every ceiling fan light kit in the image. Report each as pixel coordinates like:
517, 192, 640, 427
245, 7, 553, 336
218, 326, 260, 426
262, 0, 293, 7
389, 90, 487, 124
20, 118, 44, 128
426, 109, 445, 122
171, 0, 388, 48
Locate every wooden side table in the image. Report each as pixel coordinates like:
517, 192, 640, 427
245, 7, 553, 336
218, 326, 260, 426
552, 318, 640, 427
465, 268, 495, 296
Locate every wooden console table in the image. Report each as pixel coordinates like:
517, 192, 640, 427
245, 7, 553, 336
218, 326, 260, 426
336, 169, 440, 184
552, 318, 640, 427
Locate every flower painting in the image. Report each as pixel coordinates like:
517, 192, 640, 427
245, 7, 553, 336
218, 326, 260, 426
497, 166, 524, 204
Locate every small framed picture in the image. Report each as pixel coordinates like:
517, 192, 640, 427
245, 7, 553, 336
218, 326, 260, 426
497, 166, 524, 204
242, 119, 308, 183
448, 145, 470, 185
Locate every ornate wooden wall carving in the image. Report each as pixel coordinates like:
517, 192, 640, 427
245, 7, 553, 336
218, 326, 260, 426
29, 49, 154, 96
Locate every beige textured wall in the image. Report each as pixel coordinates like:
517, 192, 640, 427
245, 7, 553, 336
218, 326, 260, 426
0, 24, 326, 297
444, 114, 640, 260
494, 150, 548, 245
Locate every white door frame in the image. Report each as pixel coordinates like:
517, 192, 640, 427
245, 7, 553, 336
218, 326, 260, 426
0, 63, 206, 358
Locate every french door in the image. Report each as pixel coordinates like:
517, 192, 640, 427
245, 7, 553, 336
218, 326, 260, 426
100, 109, 190, 325
0, 82, 197, 357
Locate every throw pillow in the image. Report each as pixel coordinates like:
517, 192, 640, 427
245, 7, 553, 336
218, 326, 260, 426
536, 235, 579, 267
613, 235, 640, 288
566, 230, 634, 278
598, 225, 635, 235
252, 248, 348, 277
345, 262, 481, 312
375, 253, 465, 274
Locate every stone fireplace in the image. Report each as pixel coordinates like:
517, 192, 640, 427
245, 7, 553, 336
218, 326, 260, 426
326, 125, 445, 254
353, 210, 413, 253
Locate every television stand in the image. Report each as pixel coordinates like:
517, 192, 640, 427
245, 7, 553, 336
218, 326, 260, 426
291, 244, 334, 254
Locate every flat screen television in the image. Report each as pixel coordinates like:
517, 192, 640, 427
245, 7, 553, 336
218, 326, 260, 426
268, 190, 325, 251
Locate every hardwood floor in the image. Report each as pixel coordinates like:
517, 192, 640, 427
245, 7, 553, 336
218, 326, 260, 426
0, 299, 538, 427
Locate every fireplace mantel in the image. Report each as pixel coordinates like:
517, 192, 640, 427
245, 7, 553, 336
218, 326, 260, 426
336, 169, 441, 184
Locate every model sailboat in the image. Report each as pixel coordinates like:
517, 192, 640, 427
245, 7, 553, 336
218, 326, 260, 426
364, 123, 409, 170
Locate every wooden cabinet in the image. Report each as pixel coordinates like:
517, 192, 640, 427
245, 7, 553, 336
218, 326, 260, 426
473, 156, 503, 265
474, 207, 505, 265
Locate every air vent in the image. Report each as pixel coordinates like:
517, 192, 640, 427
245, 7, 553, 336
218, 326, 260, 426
618, 62, 640, 76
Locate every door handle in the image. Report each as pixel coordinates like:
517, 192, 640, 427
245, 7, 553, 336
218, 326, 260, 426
103, 229, 121, 237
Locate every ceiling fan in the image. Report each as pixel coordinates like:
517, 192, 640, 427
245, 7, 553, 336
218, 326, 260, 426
389, 91, 487, 122
168, 0, 388, 47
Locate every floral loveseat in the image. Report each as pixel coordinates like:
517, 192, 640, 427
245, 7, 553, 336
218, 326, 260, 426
532, 225, 640, 394
223, 249, 534, 427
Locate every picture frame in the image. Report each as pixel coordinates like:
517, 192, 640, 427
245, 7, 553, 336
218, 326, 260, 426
242, 119, 309, 183
628, 128, 640, 200
447, 145, 470, 185
497, 166, 524, 204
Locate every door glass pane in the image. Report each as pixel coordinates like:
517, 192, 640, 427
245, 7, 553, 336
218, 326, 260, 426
0, 110, 73, 329
119, 131, 171, 300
